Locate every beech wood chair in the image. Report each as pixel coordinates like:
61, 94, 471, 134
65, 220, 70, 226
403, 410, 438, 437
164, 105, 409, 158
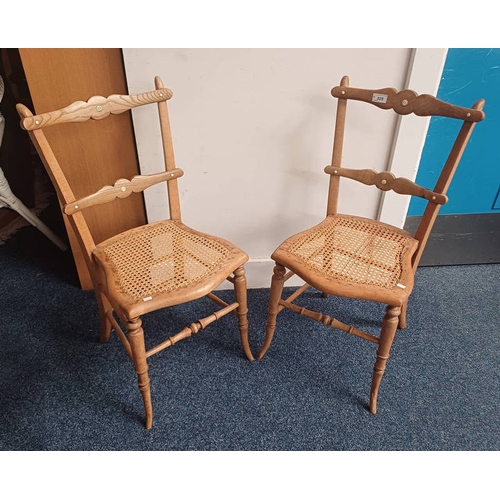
257, 75, 485, 414
16, 76, 254, 429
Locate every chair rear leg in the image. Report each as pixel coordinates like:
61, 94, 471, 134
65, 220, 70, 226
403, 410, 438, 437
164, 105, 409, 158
128, 318, 153, 429
233, 266, 254, 361
257, 262, 286, 360
96, 290, 113, 343
369, 305, 401, 414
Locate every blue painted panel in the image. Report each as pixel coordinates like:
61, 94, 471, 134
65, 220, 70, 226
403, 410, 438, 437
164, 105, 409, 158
493, 187, 500, 210
408, 48, 500, 216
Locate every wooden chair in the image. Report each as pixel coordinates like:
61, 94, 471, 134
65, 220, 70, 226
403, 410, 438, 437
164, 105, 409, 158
257, 75, 485, 414
16, 76, 254, 429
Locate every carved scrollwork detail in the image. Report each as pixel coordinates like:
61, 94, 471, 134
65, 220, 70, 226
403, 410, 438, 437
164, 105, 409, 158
64, 168, 183, 215
331, 85, 485, 122
21, 88, 174, 131
324, 165, 448, 205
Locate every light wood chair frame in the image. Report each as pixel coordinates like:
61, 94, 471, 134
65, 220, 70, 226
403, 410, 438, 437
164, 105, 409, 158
17, 76, 254, 429
258, 75, 485, 414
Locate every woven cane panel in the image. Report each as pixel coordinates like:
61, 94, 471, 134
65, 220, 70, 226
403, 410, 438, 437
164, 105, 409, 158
289, 216, 413, 288
97, 222, 231, 299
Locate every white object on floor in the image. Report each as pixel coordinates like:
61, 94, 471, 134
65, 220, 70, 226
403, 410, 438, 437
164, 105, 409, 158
0, 75, 67, 251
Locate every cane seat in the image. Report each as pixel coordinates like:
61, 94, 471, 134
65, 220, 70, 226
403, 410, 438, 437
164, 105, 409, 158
273, 214, 418, 306
93, 219, 248, 317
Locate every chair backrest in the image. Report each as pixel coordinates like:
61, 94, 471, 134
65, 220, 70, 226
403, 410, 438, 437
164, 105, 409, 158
15, 76, 181, 269
325, 75, 485, 270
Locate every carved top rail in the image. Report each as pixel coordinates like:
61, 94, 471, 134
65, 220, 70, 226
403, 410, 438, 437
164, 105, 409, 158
20, 88, 174, 131
331, 85, 485, 122
324, 165, 448, 205
64, 169, 184, 215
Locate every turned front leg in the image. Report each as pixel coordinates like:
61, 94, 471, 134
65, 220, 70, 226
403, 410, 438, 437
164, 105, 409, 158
233, 266, 254, 361
370, 305, 401, 414
128, 318, 153, 429
257, 263, 286, 360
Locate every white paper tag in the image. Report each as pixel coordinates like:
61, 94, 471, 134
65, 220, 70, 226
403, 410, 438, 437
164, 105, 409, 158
143, 296, 153, 301
396, 283, 406, 289
372, 93, 388, 103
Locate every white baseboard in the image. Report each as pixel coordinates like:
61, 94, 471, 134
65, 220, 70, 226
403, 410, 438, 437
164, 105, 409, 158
216, 258, 305, 290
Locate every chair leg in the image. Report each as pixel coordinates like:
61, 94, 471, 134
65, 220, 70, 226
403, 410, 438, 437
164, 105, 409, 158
128, 318, 153, 429
257, 262, 286, 360
398, 299, 408, 330
95, 290, 112, 344
233, 266, 254, 361
369, 304, 401, 414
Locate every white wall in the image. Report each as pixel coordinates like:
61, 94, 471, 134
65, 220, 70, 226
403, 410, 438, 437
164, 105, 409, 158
122, 48, 413, 288
378, 48, 447, 227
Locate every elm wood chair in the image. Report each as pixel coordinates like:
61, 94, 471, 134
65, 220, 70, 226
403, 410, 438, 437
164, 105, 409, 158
16, 76, 254, 429
257, 75, 485, 414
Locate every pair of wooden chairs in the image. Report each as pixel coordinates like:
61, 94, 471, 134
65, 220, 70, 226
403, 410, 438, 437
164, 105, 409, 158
17, 76, 485, 429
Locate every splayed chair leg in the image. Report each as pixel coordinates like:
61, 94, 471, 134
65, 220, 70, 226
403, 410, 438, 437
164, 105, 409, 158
233, 266, 254, 361
257, 262, 286, 360
128, 318, 153, 429
370, 304, 401, 414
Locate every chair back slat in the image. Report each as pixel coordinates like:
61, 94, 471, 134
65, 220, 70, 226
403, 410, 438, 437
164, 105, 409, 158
20, 88, 173, 131
324, 166, 448, 205
64, 169, 184, 215
331, 85, 485, 121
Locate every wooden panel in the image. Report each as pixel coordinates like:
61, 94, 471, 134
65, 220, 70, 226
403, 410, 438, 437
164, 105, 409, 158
493, 187, 500, 210
19, 48, 147, 289
405, 213, 500, 265
408, 49, 499, 217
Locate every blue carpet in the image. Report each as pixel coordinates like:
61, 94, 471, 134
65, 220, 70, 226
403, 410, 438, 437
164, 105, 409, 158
1, 227, 499, 451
